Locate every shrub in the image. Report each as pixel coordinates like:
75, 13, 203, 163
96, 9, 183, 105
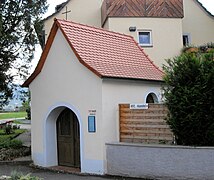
26, 107, 31, 120
183, 43, 214, 54
163, 51, 214, 146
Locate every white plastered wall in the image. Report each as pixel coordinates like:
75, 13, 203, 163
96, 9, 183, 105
30, 23, 164, 175
44, 0, 103, 42
104, 18, 183, 68
29, 29, 104, 174
182, 0, 214, 46
101, 79, 163, 172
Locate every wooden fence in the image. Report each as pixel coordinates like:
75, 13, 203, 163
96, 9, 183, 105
119, 104, 174, 144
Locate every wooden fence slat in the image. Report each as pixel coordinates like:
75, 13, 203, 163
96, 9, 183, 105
120, 135, 173, 141
119, 104, 173, 144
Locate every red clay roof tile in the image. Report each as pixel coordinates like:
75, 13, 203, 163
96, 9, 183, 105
23, 19, 163, 87
56, 19, 164, 81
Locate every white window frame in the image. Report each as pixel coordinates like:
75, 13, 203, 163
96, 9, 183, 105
138, 30, 153, 47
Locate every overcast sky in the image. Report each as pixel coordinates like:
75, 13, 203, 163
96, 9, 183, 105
197, 0, 214, 15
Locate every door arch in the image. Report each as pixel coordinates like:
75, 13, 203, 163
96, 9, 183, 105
146, 93, 158, 103
56, 108, 80, 168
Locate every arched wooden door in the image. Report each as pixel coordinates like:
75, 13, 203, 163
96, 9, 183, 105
57, 108, 80, 168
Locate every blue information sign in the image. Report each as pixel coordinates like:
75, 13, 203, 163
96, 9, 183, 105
88, 116, 96, 133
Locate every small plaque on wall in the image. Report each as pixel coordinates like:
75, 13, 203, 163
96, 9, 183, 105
130, 103, 149, 110
88, 116, 96, 133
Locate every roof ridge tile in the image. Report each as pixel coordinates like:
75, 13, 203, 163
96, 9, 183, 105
55, 18, 134, 39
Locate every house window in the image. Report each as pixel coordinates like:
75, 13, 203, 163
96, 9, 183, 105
183, 34, 191, 47
138, 31, 152, 47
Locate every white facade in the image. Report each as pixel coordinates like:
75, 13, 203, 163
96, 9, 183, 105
30, 29, 104, 173
104, 17, 183, 68
29, 28, 163, 174
44, 0, 103, 42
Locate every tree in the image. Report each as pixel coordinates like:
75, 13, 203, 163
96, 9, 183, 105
163, 50, 214, 146
0, 0, 48, 107
20, 90, 31, 120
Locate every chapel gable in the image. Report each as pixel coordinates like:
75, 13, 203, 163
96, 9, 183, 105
101, 0, 184, 26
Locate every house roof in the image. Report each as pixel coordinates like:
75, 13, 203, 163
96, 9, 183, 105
23, 19, 164, 87
101, 0, 184, 26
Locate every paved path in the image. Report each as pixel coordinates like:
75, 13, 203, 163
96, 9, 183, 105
0, 122, 145, 179
0, 164, 142, 180
0, 118, 26, 123
18, 123, 31, 130
15, 131, 31, 147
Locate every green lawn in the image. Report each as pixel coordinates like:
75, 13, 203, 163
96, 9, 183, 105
0, 129, 26, 142
0, 112, 27, 120
0, 129, 25, 148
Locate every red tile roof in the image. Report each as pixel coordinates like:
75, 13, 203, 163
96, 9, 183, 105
23, 19, 163, 87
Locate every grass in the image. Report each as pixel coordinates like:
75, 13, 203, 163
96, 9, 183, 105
0, 111, 27, 120
0, 129, 26, 139
13, 120, 23, 124
0, 129, 25, 148
0, 138, 23, 149
9, 171, 43, 180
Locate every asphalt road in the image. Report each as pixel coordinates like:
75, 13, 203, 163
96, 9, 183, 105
0, 164, 144, 180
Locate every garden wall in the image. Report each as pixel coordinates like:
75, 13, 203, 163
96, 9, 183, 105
106, 142, 214, 180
